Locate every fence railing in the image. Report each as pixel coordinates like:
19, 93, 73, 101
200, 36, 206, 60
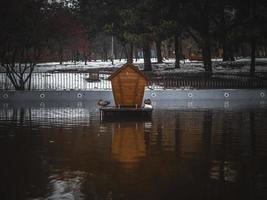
0, 72, 112, 90
1, 72, 267, 90
148, 72, 267, 89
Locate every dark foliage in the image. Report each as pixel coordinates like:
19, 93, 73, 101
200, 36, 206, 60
1, 0, 267, 85
0, 0, 49, 90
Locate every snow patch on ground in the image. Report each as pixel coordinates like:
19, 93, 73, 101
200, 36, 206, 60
35, 58, 267, 73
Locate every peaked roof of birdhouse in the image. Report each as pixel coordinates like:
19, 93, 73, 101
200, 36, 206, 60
108, 63, 148, 81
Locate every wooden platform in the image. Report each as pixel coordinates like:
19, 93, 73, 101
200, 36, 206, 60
100, 107, 153, 121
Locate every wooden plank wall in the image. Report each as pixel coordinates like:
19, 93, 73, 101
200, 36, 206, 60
111, 67, 146, 107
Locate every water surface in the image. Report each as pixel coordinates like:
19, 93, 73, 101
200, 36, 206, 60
0, 102, 267, 200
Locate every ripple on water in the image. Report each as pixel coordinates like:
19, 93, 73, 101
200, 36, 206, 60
1, 105, 267, 200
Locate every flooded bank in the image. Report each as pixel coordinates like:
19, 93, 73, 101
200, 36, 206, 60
0, 101, 267, 200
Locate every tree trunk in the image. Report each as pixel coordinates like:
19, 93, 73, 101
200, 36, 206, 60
220, 4, 234, 61
28, 74, 32, 90
135, 47, 138, 62
17, 77, 25, 90
127, 43, 133, 64
223, 45, 235, 61
167, 39, 172, 60
88, 52, 91, 62
59, 45, 63, 65
119, 48, 124, 61
74, 50, 79, 65
104, 50, 108, 62
83, 52, 87, 65
202, 39, 212, 72
201, 4, 212, 72
174, 35, 180, 68
156, 40, 163, 63
222, 38, 235, 61
250, 37, 256, 76
113, 40, 118, 60
222, 37, 227, 61
250, 0, 256, 76
143, 41, 152, 71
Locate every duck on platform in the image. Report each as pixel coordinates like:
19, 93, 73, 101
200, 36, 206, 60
98, 99, 110, 107
144, 98, 152, 109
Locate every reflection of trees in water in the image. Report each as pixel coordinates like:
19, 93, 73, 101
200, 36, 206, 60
174, 111, 206, 158
239, 111, 266, 200
1, 107, 267, 199
0, 107, 30, 127
249, 112, 256, 200
207, 110, 267, 200
170, 111, 214, 199
0, 108, 50, 199
84, 111, 267, 200
0, 106, 92, 128
172, 110, 266, 200
0, 106, 94, 199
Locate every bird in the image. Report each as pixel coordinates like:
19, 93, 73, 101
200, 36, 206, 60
144, 98, 152, 109
98, 99, 110, 107
144, 98, 152, 105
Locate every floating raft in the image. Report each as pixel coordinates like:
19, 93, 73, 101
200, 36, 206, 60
100, 107, 153, 121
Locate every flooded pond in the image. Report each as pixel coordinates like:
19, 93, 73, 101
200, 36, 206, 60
0, 101, 267, 200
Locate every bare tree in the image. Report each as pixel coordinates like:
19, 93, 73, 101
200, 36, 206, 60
0, 0, 48, 90
1, 48, 39, 90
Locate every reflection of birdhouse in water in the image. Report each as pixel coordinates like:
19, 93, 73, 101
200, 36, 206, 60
108, 64, 148, 108
112, 123, 146, 169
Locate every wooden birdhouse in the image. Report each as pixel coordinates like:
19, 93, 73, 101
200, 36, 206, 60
108, 63, 148, 108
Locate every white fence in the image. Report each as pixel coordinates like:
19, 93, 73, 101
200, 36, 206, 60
0, 73, 112, 90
